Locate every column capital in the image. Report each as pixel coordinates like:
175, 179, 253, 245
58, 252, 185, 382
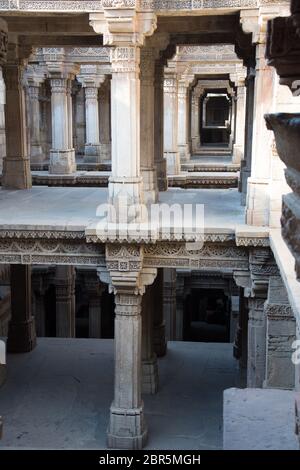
45, 58, 80, 81
23, 64, 46, 90
240, 5, 290, 44
98, 245, 157, 295
230, 71, 246, 88
77, 64, 107, 89
89, 4, 157, 47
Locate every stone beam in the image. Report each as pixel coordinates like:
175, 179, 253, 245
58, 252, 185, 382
6, 15, 96, 36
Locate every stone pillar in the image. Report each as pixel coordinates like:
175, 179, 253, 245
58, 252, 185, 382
140, 47, 158, 203
107, 45, 145, 216
163, 71, 180, 175
153, 268, 167, 357
73, 83, 85, 157
228, 94, 236, 151
78, 68, 105, 163
247, 248, 277, 388
247, 296, 267, 387
163, 268, 177, 341
230, 295, 240, 343
7, 265, 36, 353
85, 270, 104, 339
175, 274, 185, 341
154, 59, 167, 191
191, 89, 200, 153
48, 75, 76, 174
241, 8, 288, 226
177, 78, 191, 162
233, 289, 249, 371
264, 276, 296, 389
142, 284, 158, 394
2, 39, 32, 189
232, 76, 246, 164
0, 67, 5, 173
99, 78, 111, 162
55, 266, 76, 338
240, 68, 255, 205
108, 291, 146, 449
32, 268, 49, 337
97, 245, 157, 449
23, 65, 45, 164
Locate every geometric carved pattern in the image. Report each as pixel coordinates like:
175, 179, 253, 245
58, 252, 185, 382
144, 242, 249, 271
0, 238, 105, 266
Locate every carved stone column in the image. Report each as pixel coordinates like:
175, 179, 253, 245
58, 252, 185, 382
0, 20, 6, 174
176, 273, 185, 341
247, 248, 278, 388
241, 6, 289, 226
7, 265, 36, 353
2, 38, 32, 189
177, 78, 191, 162
27, 82, 43, 163
264, 276, 296, 389
140, 47, 158, 203
153, 268, 167, 357
0, 67, 5, 174
98, 243, 157, 449
163, 71, 180, 175
48, 76, 76, 174
231, 74, 246, 164
154, 59, 167, 191
108, 291, 146, 448
240, 68, 255, 206
191, 88, 200, 153
77, 67, 105, 163
85, 270, 105, 339
99, 78, 111, 162
163, 268, 177, 341
142, 283, 158, 394
32, 267, 50, 337
55, 266, 76, 338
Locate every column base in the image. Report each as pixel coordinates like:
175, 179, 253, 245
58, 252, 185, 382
100, 142, 111, 162
232, 145, 244, 164
107, 404, 148, 450
142, 355, 159, 394
7, 317, 36, 353
154, 322, 167, 357
2, 156, 32, 189
141, 167, 158, 204
108, 177, 144, 222
178, 144, 191, 162
192, 137, 200, 154
164, 151, 181, 176
31, 145, 45, 164
246, 177, 270, 226
49, 149, 76, 175
84, 144, 101, 163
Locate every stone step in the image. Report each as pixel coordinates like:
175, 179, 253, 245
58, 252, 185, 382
168, 172, 238, 189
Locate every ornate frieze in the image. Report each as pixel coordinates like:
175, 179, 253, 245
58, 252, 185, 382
0, 0, 262, 13
0, 237, 105, 266
143, 242, 249, 271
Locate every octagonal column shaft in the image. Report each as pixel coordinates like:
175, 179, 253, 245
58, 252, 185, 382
107, 292, 147, 449
109, 46, 143, 212
2, 41, 32, 189
164, 73, 180, 175
49, 77, 76, 174
140, 47, 158, 203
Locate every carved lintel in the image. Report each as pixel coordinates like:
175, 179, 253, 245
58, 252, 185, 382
89, 6, 157, 47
